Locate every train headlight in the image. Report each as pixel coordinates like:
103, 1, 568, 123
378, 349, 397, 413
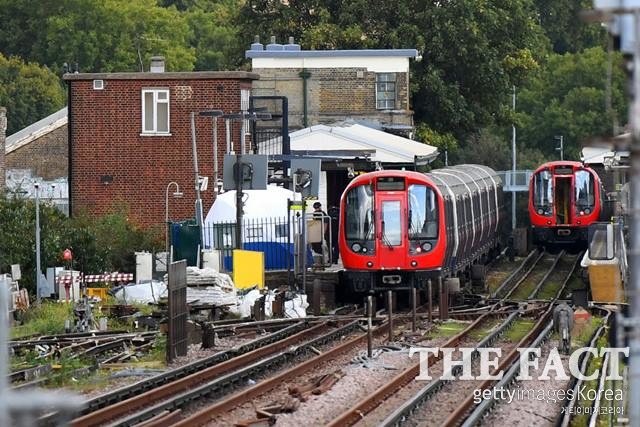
579, 210, 584, 216
411, 261, 418, 267
351, 243, 362, 252
421, 242, 432, 252
367, 261, 373, 267
585, 208, 591, 214
537, 208, 544, 215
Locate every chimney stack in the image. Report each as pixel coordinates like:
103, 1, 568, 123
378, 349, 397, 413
0, 107, 6, 190
150, 56, 165, 73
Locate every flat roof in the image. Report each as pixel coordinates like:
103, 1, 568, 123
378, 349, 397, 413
246, 49, 418, 59
63, 71, 259, 81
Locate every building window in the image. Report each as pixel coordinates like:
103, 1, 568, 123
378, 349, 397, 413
376, 73, 396, 110
142, 89, 170, 134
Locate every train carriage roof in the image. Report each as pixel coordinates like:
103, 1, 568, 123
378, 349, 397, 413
428, 165, 501, 198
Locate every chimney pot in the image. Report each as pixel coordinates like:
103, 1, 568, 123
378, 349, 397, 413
266, 36, 284, 51
150, 56, 165, 73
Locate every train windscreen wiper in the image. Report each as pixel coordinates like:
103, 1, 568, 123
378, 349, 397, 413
381, 220, 394, 249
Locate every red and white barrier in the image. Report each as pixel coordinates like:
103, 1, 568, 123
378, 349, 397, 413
56, 273, 133, 285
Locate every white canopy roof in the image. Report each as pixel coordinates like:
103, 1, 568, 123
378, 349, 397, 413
259, 122, 438, 165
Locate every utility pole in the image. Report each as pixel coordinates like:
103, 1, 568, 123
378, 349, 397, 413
35, 183, 42, 305
512, 85, 517, 231
190, 112, 204, 250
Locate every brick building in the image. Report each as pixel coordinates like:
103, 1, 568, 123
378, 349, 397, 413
63, 61, 258, 228
247, 37, 418, 136
5, 107, 68, 181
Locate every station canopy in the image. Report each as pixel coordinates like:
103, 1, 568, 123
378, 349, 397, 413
260, 122, 439, 166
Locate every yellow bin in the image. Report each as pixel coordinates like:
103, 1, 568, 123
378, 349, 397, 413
588, 261, 624, 303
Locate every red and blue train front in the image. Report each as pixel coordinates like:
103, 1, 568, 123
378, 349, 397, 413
339, 172, 446, 292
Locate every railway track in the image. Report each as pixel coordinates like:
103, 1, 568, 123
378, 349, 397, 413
436, 249, 582, 427
56, 248, 593, 427
156, 309, 430, 427
69, 318, 361, 426
325, 247, 580, 427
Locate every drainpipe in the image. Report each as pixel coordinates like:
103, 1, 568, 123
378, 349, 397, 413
299, 69, 311, 127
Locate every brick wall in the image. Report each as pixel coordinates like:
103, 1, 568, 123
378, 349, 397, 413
67, 76, 254, 228
5, 124, 68, 180
252, 67, 412, 130
0, 107, 6, 189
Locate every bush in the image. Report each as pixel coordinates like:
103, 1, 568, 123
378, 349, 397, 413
0, 194, 161, 296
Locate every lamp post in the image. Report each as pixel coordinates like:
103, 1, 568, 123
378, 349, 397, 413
34, 182, 42, 305
555, 135, 564, 161
165, 182, 184, 256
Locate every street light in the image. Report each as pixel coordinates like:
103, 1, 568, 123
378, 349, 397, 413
165, 182, 184, 256
555, 135, 564, 161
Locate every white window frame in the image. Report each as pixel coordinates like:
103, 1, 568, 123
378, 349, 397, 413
375, 73, 396, 110
141, 88, 171, 135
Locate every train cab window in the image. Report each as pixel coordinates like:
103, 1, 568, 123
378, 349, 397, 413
345, 184, 375, 241
575, 170, 595, 210
381, 201, 402, 246
533, 169, 553, 215
408, 185, 439, 239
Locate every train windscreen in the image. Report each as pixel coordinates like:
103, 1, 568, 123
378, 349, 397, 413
345, 184, 375, 241
533, 169, 553, 214
408, 184, 439, 239
381, 201, 402, 245
575, 170, 595, 210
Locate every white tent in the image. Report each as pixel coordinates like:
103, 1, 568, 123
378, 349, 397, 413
205, 185, 296, 223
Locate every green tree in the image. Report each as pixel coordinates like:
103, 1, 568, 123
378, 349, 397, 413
516, 47, 627, 161
0, 194, 160, 296
533, 0, 607, 54
239, 0, 549, 138
0, 0, 195, 73
0, 53, 66, 135
184, 0, 245, 71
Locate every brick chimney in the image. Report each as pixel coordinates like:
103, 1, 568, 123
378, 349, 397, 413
0, 107, 6, 190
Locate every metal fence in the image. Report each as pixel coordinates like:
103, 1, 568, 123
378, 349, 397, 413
203, 216, 296, 272
203, 214, 335, 273
167, 260, 187, 363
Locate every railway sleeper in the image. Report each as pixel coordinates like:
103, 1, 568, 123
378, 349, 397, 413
110, 321, 361, 426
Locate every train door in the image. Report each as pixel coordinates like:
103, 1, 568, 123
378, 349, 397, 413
554, 175, 573, 225
375, 193, 407, 269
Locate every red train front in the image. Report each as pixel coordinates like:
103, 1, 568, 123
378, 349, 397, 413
339, 167, 503, 292
529, 161, 605, 244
